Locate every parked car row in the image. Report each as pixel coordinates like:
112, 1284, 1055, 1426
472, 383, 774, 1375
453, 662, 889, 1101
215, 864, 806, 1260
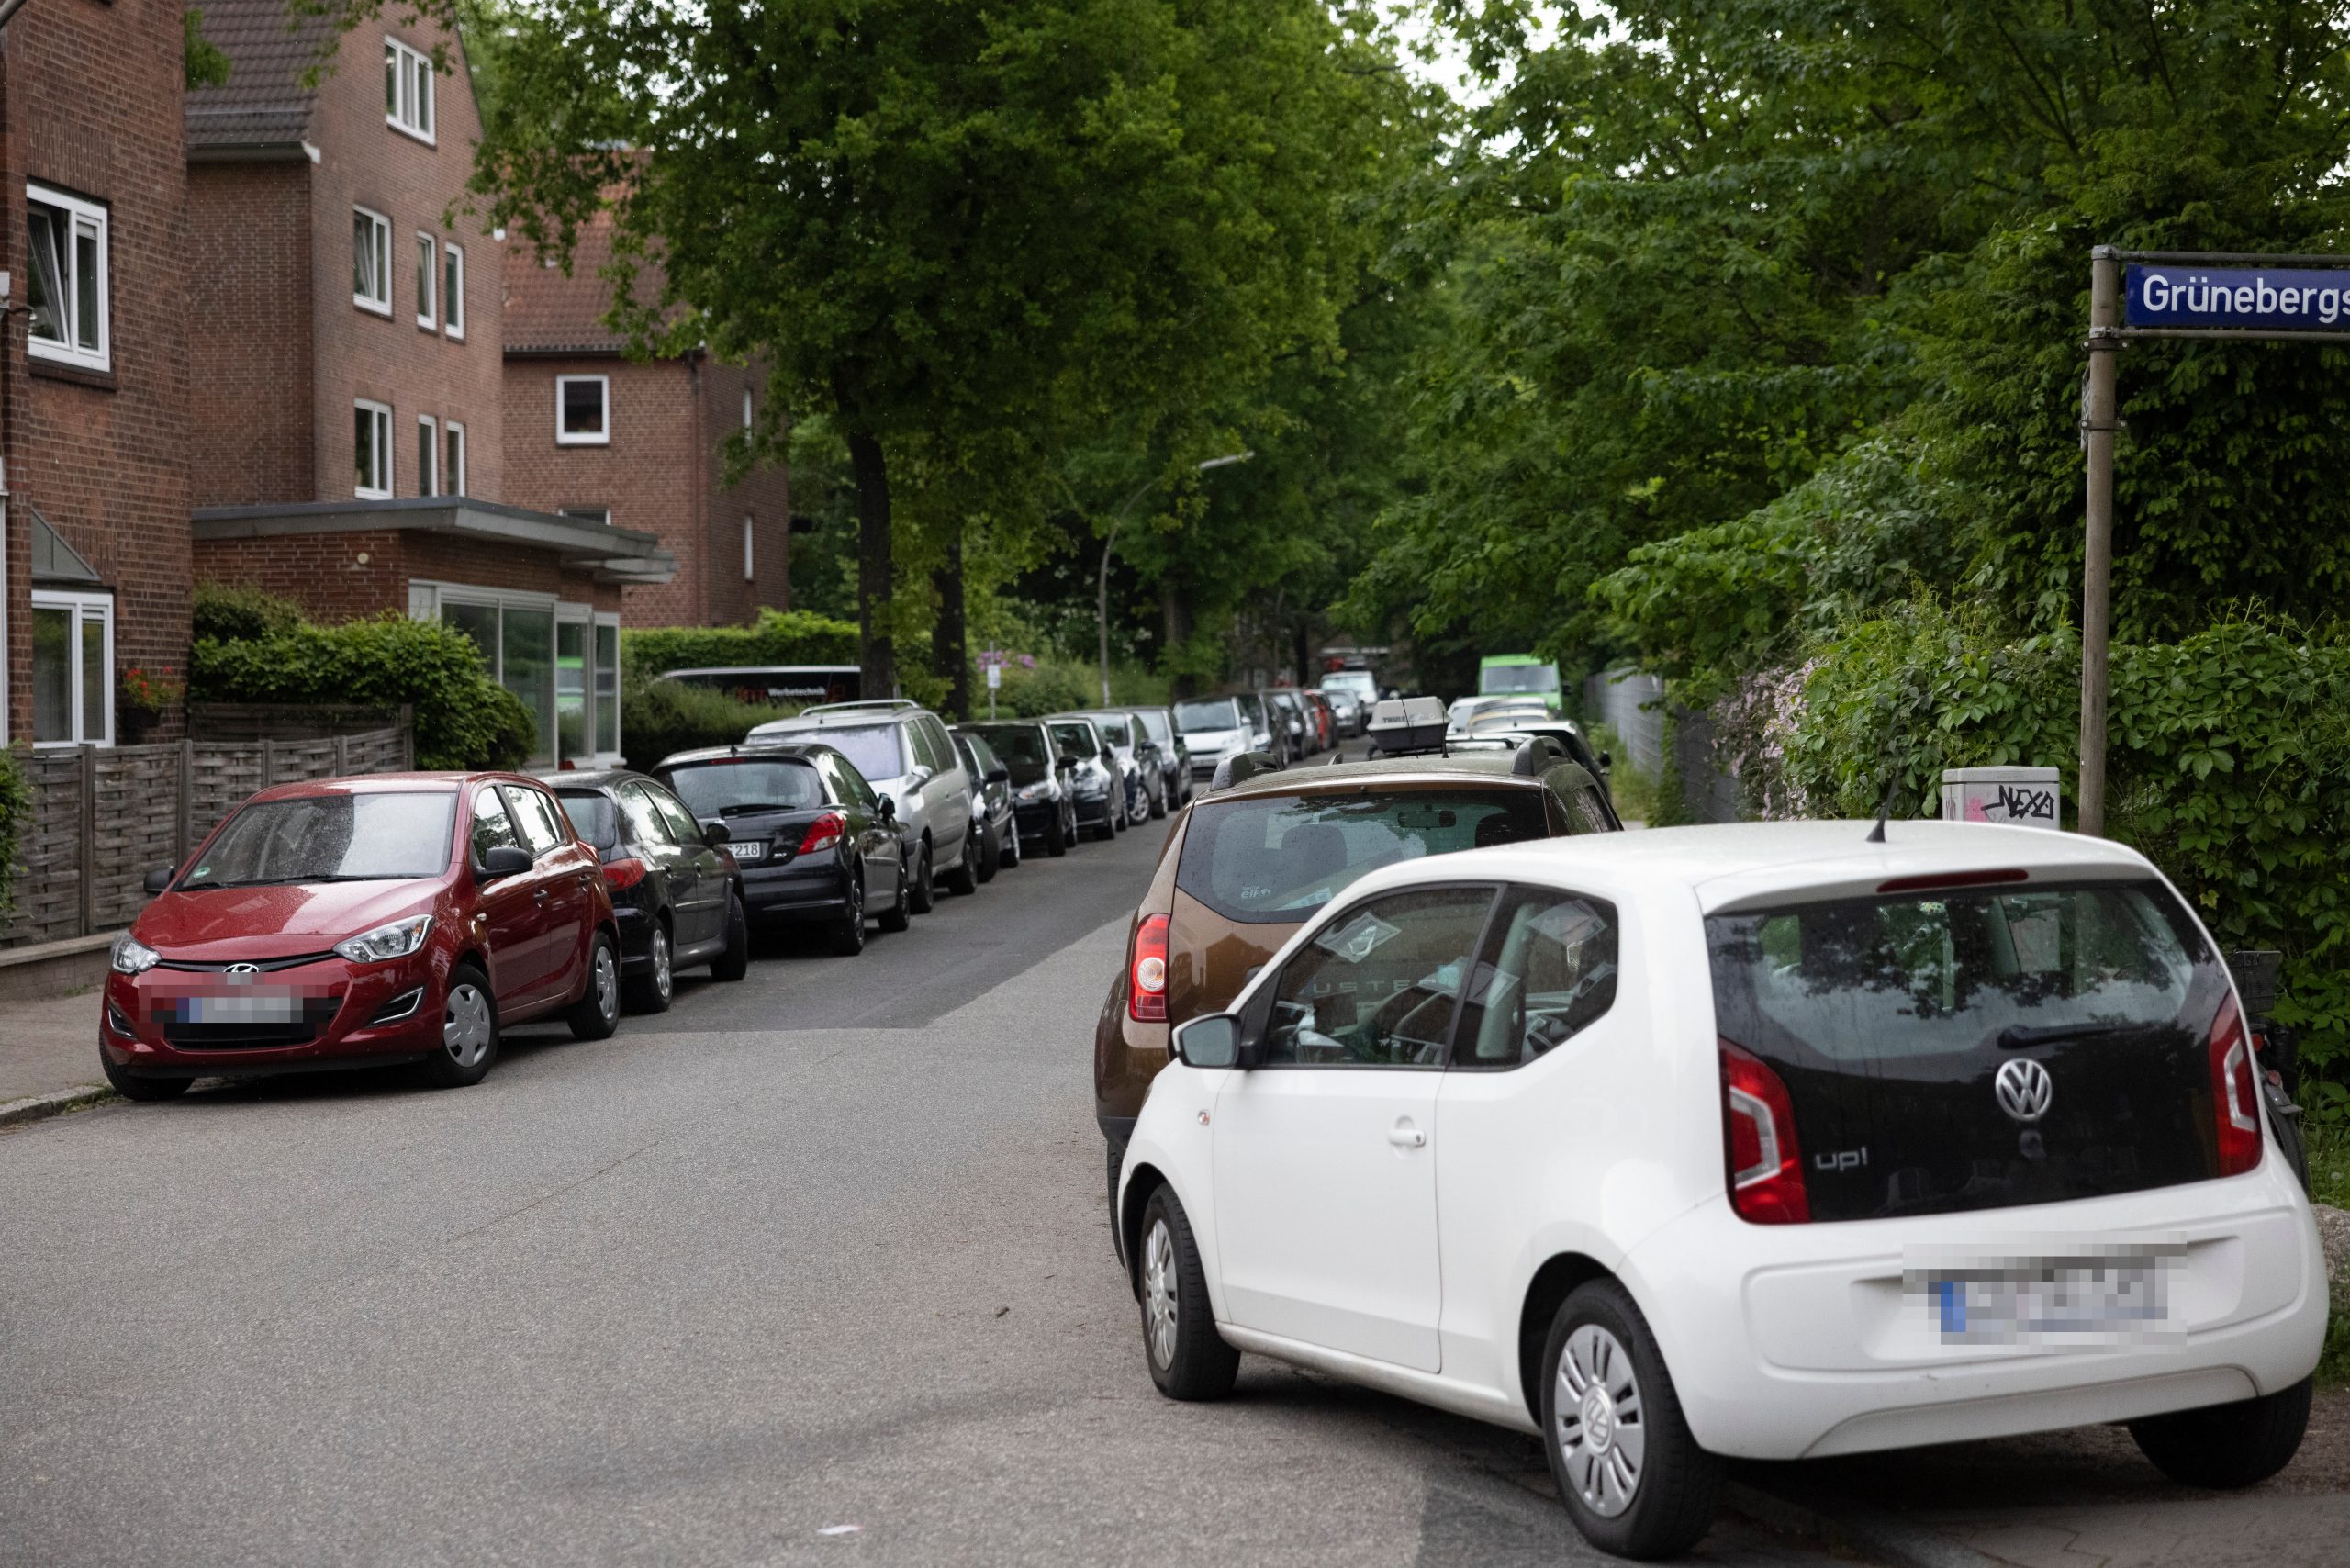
95, 695, 1204, 1101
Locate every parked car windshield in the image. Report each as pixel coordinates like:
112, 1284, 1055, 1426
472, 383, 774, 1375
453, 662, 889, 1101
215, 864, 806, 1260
1177, 788, 1548, 923
1321, 671, 1377, 696
1175, 698, 1240, 732
1049, 722, 1103, 760
968, 725, 1051, 767
663, 758, 823, 816
1135, 710, 1173, 745
555, 790, 621, 850
1480, 663, 1560, 694
1088, 714, 1133, 746
805, 725, 903, 781
181, 791, 457, 889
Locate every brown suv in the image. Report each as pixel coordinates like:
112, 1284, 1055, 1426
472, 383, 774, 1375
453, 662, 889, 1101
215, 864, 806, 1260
1092, 747, 1618, 1191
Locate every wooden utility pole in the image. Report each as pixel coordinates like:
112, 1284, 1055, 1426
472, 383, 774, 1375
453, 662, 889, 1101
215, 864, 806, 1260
2077, 247, 2122, 837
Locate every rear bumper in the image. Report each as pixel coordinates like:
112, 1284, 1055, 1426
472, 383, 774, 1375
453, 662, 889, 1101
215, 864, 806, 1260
1618, 1160, 2328, 1461
739, 856, 852, 920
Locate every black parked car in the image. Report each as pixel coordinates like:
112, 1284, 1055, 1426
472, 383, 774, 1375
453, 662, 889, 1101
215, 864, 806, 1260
958, 721, 1080, 857
554, 770, 750, 1013
654, 742, 910, 957
949, 727, 1021, 881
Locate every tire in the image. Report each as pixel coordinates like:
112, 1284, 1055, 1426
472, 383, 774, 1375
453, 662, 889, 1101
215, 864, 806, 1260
1540, 1280, 1723, 1561
1112, 795, 1128, 833
976, 822, 1000, 884
907, 841, 935, 914
2130, 1378, 2312, 1488
945, 833, 980, 896
418, 965, 499, 1089
101, 1053, 190, 1102
1149, 779, 1168, 820
1001, 818, 1022, 869
709, 890, 751, 981
565, 932, 622, 1041
1046, 811, 1069, 857
1137, 1185, 1240, 1401
623, 923, 675, 1014
876, 862, 912, 935
833, 869, 871, 953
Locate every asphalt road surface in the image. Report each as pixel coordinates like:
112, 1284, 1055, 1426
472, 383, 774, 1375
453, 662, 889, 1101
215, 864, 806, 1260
0, 806, 1846, 1568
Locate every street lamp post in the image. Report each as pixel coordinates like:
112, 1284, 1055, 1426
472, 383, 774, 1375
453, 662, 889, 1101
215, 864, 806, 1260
1096, 452, 1250, 708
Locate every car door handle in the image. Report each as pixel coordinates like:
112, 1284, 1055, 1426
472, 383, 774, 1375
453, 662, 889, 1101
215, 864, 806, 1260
1388, 1121, 1427, 1149
533, 888, 550, 903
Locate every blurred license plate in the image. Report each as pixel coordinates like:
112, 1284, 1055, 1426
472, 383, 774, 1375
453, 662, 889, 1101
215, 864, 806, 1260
1932, 1257, 2166, 1342
731, 841, 766, 861
180, 991, 304, 1025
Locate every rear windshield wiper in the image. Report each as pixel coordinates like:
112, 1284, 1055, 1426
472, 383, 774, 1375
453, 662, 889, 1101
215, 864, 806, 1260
716, 802, 794, 816
1998, 1021, 2138, 1050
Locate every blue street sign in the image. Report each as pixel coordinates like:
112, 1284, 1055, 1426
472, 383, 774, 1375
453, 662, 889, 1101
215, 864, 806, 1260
2125, 263, 2350, 330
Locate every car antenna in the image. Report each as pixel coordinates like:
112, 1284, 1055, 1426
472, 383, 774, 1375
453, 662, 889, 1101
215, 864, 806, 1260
1864, 761, 1903, 844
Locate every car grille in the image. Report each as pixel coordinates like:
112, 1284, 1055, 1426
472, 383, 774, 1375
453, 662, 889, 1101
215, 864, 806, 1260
157, 951, 339, 973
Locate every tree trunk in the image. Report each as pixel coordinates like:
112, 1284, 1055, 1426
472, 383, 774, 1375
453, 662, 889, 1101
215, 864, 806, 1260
1292, 616, 1312, 689
930, 528, 969, 720
846, 428, 895, 700
1162, 580, 1197, 700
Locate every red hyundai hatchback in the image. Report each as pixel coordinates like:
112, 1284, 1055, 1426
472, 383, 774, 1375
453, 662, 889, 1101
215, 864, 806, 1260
99, 773, 622, 1100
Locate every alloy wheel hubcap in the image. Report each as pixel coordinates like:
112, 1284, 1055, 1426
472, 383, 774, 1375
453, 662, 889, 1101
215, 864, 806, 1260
595, 947, 618, 1020
1556, 1325, 1644, 1517
1143, 1220, 1178, 1369
654, 932, 672, 998
443, 983, 492, 1067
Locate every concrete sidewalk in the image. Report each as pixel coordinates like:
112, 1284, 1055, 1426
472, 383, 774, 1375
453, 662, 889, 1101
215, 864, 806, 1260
1, 989, 106, 1105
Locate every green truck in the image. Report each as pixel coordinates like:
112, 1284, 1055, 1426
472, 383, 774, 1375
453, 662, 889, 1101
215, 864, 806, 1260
1476, 653, 1562, 714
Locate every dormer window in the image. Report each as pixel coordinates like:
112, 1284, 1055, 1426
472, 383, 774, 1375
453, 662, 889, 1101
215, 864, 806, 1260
385, 39, 435, 143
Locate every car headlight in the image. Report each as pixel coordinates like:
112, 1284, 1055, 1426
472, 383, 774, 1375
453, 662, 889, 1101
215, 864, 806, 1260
111, 933, 162, 975
1015, 781, 1055, 802
333, 914, 433, 965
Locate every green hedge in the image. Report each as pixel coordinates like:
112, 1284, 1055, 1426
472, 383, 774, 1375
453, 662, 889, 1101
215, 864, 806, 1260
621, 609, 858, 680
192, 580, 303, 643
621, 677, 790, 771
0, 746, 30, 921
192, 613, 539, 770
1773, 606, 2350, 1108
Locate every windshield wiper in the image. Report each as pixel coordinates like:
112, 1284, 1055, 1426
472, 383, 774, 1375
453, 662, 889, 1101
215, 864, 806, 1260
1998, 1021, 2138, 1050
182, 874, 417, 890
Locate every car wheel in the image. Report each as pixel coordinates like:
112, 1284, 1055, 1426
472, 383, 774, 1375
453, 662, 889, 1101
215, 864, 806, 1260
419, 965, 499, 1088
1137, 1184, 1239, 1401
1540, 1280, 1723, 1560
908, 841, 935, 913
945, 834, 979, 896
834, 869, 872, 952
1093, 813, 1117, 843
876, 861, 912, 935
1149, 779, 1168, 820
623, 923, 675, 1014
565, 933, 622, 1041
100, 1052, 191, 1102
1002, 819, 1022, 868
976, 822, 1000, 883
709, 890, 751, 981
2130, 1378, 2312, 1488
1046, 811, 1069, 857
1112, 795, 1128, 833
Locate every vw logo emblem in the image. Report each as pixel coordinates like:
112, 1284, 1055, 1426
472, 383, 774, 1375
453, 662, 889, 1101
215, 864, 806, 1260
1995, 1058, 2053, 1123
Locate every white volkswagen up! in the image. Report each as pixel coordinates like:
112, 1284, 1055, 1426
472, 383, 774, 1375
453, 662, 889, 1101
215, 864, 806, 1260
1116, 821, 2326, 1560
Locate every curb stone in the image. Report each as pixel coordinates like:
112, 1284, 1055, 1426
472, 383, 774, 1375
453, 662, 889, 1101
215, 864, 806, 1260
0, 1084, 116, 1129
1727, 1478, 2003, 1568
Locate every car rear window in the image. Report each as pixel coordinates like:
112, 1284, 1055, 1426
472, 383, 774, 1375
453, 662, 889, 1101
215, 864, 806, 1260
808, 725, 903, 782
663, 759, 823, 816
182, 791, 456, 888
1707, 879, 2232, 1221
556, 791, 620, 851
1175, 699, 1240, 732
1177, 788, 1548, 924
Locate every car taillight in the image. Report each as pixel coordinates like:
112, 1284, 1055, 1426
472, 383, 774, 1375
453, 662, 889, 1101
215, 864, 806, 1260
2208, 993, 2264, 1176
1129, 913, 1170, 1022
1720, 1038, 1809, 1224
603, 857, 648, 890
798, 811, 847, 856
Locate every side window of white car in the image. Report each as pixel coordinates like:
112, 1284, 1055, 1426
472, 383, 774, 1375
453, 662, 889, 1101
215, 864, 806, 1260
1262, 886, 1496, 1068
907, 719, 943, 774
1453, 885, 1620, 1070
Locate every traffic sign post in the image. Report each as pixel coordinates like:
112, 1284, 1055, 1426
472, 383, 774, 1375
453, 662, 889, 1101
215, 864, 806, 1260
2077, 246, 2350, 835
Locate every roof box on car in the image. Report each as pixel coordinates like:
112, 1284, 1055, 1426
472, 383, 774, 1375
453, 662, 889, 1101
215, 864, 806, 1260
1365, 697, 1448, 757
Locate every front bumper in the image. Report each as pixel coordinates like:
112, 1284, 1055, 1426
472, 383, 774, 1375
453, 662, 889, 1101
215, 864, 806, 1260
1620, 1159, 2328, 1461
101, 953, 443, 1078
1074, 794, 1115, 826
1012, 798, 1062, 835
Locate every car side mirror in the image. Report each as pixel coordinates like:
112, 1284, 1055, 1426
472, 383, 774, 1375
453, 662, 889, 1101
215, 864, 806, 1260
1172, 1013, 1240, 1070
703, 820, 732, 847
878, 796, 899, 823
143, 864, 175, 895
987, 766, 1010, 784
910, 765, 934, 788
479, 845, 533, 879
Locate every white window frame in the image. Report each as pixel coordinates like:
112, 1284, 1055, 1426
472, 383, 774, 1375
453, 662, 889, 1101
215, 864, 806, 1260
742, 387, 754, 430
443, 243, 465, 340
555, 375, 610, 445
355, 398, 393, 498
412, 582, 561, 766
27, 184, 110, 373
29, 588, 114, 749
385, 38, 436, 145
417, 414, 439, 496
353, 206, 392, 315
594, 610, 622, 765
414, 231, 437, 329
444, 420, 467, 496
744, 514, 755, 581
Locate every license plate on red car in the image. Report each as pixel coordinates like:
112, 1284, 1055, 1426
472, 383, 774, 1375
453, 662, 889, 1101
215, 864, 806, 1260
176, 991, 307, 1025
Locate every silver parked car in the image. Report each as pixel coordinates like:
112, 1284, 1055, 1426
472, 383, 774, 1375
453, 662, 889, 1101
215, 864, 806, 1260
747, 700, 979, 902
1130, 706, 1192, 812
1065, 709, 1166, 822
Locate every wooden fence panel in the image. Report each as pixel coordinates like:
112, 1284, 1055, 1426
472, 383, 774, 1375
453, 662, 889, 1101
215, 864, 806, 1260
4, 753, 85, 946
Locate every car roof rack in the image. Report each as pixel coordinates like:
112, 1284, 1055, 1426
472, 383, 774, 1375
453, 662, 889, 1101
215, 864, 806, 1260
803, 698, 922, 714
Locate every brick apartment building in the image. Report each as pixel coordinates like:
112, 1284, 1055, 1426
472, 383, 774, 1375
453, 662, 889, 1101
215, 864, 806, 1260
0, 0, 193, 750
501, 213, 791, 628
180, 0, 673, 767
